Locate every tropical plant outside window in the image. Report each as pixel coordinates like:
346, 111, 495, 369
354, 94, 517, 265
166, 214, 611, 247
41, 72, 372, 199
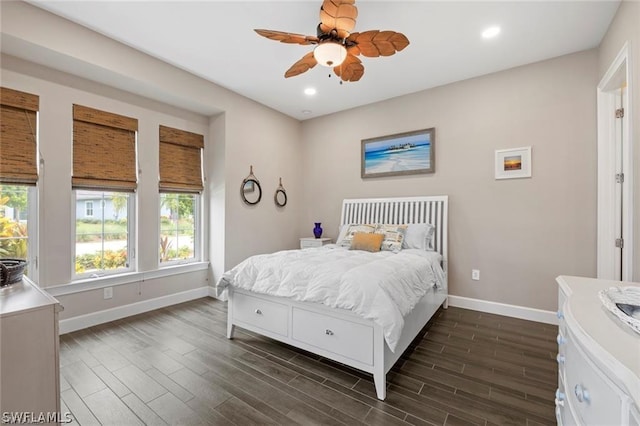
75, 190, 131, 275
160, 193, 197, 264
0, 185, 29, 262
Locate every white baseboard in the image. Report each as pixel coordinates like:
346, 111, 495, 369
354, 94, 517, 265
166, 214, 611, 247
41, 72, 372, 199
59, 286, 211, 334
447, 295, 558, 325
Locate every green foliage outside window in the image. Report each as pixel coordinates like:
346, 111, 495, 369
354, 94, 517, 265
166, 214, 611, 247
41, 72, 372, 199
0, 186, 29, 259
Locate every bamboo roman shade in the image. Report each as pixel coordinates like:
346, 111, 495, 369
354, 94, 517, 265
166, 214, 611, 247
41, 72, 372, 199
72, 104, 138, 192
0, 87, 39, 185
159, 125, 204, 193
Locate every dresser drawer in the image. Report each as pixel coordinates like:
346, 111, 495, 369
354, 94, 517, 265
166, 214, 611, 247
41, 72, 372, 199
291, 307, 373, 364
232, 292, 288, 337
565, 328, 625, 425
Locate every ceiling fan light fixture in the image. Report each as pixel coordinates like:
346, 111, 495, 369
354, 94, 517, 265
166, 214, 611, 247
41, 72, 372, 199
313, 42, 347, 67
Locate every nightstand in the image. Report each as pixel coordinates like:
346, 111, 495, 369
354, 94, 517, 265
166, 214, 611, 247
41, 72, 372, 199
300, 237, 332, 249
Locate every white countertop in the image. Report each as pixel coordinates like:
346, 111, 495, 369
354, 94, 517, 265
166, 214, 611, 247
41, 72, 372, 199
0, 278, 59, 317
557, 275, 640, 405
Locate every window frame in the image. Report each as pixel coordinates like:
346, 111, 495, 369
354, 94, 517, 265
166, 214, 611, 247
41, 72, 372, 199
158, 192, 201, 267
72, 189, 136, 280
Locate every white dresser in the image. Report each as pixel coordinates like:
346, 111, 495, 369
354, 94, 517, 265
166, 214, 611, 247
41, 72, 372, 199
0, 278, 61, 425
556, 276, 640, 425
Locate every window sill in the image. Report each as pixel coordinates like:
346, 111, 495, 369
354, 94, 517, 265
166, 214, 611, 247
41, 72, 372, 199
45, 261, 209, 297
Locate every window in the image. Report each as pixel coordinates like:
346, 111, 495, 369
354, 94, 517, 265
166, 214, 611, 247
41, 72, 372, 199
85, 201, 94, 217
1, 87, 39, 279
74, 190, 133, 277
160, 193, 198, 263
158, 125, 203, 266
72, 105, 138, 279
0, 185, 36, 275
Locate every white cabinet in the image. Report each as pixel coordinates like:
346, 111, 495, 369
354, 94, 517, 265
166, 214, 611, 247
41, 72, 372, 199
0, 279, 61, 425
299, 237, 332, 249
556, 276, 640, 426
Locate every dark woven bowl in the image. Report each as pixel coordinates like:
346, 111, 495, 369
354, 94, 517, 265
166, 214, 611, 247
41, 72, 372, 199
0, 258, 28, 287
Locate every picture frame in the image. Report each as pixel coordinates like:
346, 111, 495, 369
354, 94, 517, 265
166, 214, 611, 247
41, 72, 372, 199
495, 146, 532, 179
361, 128, 435, 179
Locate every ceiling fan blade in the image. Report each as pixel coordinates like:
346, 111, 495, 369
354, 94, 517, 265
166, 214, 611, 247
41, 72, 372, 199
255, 29, 319, 45
347, 30, 410, 57
333, 54, 364, 82
285, 52, 318, 78
319, 0, 358, 39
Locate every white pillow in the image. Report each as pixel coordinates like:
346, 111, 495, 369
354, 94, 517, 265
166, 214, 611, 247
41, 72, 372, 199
402, 223, 435, 251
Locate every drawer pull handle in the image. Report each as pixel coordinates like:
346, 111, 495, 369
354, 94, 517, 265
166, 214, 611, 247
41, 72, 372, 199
556, 354, 565, 365
255, 309, 262, 315
556, 311, 564, 320
557, 334, 566, 345
555, 389, 566, 403
574, 384, 590, 403
325, 329, 334, 336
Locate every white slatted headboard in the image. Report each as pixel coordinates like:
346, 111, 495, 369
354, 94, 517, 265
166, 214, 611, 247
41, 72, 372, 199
341, 196, 448, 273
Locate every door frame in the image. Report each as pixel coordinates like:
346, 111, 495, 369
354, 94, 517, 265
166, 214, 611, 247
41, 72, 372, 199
597, 41, 634, 280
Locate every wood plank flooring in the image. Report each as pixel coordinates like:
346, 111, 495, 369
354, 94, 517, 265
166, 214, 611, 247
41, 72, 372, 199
59, 298, 558, 425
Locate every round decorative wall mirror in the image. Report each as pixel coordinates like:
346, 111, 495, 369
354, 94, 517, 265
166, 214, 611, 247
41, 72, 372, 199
274, 177, 287, 207
241, 166, 262, 205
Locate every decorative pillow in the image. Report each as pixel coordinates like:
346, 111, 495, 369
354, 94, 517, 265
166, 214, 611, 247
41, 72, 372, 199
375, 224, 408, 252
350, 232, 384, 252
403, 223, 435, 251
338, 224, 377, 248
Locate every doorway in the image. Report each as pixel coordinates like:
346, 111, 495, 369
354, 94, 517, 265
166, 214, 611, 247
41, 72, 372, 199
597, 42, 633, 281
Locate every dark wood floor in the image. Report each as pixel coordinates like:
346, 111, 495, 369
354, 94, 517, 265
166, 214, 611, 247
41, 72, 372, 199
59, 298, 558, 425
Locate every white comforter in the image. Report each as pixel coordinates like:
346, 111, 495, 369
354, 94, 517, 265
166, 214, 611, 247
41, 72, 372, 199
217, 245, 446, 352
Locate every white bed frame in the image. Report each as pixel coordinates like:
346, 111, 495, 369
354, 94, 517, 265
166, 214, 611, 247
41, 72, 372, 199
226, 196, 448, 400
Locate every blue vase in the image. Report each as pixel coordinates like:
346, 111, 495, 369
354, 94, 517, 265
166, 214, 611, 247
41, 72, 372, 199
313, 223, 323, 239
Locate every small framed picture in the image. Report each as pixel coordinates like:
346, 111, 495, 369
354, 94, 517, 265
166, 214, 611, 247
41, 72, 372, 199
495, 147, 531, 179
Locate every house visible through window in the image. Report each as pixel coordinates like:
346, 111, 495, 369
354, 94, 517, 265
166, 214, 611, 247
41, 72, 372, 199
75, 190, 132, 275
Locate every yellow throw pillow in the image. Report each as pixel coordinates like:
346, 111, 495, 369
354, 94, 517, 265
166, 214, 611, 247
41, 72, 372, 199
339, 224, 377, 248
350, 232, 385, 252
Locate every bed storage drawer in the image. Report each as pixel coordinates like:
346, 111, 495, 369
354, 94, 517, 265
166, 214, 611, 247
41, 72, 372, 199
291, 307, 374, 364
232, 292, 288, 336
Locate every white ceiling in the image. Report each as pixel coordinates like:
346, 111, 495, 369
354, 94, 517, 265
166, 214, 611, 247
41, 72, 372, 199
27, 1, 620, 121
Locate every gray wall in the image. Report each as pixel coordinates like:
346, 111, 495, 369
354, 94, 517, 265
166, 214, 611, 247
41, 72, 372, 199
1, 0, 628, 319
300, 50, 599, 312
598, 0, 640, 280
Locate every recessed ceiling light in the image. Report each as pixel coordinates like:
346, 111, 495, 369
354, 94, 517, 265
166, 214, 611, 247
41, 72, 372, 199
304, 87, 317, 96
482, 26, 501, 39
302, 110, 312, 115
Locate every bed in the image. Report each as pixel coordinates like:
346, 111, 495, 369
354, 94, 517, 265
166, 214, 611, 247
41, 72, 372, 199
220, 196, 448, 400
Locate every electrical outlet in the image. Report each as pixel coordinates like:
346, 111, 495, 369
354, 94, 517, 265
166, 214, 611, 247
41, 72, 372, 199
472, 269, 480, 281
103, 287, 113, 299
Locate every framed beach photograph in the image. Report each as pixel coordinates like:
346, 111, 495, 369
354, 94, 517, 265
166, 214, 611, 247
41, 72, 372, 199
361, 128, 435, 179
495, 146, 531, 179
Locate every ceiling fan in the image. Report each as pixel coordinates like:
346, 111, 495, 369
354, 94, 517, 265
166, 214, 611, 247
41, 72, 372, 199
254, 0, 409, 82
